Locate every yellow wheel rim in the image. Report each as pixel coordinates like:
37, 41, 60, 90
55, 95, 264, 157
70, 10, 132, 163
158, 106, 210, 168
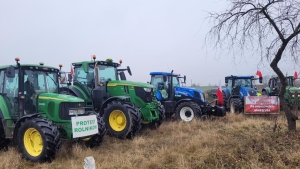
109, 110, 127, 131
23, 128, 43, 157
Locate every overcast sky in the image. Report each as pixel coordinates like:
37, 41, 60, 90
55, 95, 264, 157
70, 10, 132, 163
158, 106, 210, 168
1, 0, 299, 86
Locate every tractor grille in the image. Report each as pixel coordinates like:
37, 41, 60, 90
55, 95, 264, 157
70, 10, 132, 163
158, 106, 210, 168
134, 87, 153, 103
59, 102, 87, 120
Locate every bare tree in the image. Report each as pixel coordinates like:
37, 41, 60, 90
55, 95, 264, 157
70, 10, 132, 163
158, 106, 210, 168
206, 0, 300, 130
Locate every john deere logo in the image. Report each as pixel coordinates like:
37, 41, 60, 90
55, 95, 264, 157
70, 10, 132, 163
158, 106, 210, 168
78, 103, 81, 107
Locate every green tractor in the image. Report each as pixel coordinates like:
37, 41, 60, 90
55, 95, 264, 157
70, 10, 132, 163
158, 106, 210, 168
59, 56, 165, 139
0, 58, 106, 162
262, 76, 300, 109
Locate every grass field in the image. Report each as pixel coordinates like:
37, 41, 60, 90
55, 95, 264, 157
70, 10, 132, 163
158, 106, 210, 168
1, 113, 300, 169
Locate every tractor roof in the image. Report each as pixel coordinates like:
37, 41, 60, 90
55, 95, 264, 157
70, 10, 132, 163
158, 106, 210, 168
225, 75, 254, 79
0, 64, 58, 71
150, 72, 180, 76
72, 59, 120, 68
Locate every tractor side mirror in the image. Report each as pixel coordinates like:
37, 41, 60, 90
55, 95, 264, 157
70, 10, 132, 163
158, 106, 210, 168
183, 75, 186, 83
6, 66, 15, 78
163, 74, 167, 82
127, 66, 132, 76
119, 71, 126, 80
225, 77, 228, 83
259, 77, 262, 83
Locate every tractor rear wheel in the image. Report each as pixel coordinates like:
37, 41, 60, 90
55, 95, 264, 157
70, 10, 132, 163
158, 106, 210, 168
18, 117, 61, 162
103, 101, 142, 139
175, 101, 201, 122
230, 99, 243, 114
84, 115, 107, 148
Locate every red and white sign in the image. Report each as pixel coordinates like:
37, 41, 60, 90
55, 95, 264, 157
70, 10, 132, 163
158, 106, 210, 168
244, 96, 280, 114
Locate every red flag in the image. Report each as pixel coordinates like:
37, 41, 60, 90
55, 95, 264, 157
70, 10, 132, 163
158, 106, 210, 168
216, 81, 224, 106
70, 66, 74, 78
60, 76, 66, 83
294, 71, 298, 79
256, 70, 262, 78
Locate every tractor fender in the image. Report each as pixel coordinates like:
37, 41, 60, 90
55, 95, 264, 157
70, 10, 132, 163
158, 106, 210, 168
173, 98, 194, 112
99, 96, 130, 116
13, 113, 40, 145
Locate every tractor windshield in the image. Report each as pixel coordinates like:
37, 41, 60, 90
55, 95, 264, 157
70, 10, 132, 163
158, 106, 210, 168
234, 78, 252, 88
24, 70, 58, 93
73, 63, 118, 89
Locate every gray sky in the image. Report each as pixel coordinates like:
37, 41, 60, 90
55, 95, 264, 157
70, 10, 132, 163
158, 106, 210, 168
1, 0, 299, 86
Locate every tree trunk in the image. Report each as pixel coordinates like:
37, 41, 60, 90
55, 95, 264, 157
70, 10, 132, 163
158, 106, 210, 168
280, 96, 297, 130
270, 42, 298, 130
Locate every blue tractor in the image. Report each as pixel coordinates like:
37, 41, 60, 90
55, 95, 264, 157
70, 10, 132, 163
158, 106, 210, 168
150, 71, 225, 122
222, 75, 262, 113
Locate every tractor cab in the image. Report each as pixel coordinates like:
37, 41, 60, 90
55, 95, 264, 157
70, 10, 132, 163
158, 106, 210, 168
150, 72, 186, 101
225, 76, 261, 98
2, 60, 60, 118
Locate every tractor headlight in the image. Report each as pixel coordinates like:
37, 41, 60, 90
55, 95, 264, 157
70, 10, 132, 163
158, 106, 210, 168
292, 94, 295, 98
69, 108, 85, 115
143, 88, 152, 92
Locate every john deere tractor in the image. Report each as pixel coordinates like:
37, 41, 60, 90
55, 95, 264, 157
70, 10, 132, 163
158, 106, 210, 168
222, 75, 262, 113
262, 76, 300, 109
149, 71, 226, 122
60, 56, 165, 139
0, 58, 106, 163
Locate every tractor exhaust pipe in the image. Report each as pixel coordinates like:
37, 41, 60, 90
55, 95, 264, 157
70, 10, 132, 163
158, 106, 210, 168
170, 70, 174, 101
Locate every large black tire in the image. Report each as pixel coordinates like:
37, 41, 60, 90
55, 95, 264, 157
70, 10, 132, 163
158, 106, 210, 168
0, 118, 10, 150
222, 91, 228, 110
175, 101, 201, 122
84, 115, 107, 148
103, 101, 142, 139
150, 103, 166, 129
18, 117, 62, 162
229, 99, 243, 114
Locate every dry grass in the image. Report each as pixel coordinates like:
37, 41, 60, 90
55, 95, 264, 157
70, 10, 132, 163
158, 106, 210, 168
1, 113, 300, 169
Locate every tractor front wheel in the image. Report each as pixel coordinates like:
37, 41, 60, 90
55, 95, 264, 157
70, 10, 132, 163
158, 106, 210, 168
175, 102, 201, 122
230, 99, 243, 114
18, 117, 61, 162
84, 115, 107, 148
150, 103, 166, 129
103, 101, 142, 139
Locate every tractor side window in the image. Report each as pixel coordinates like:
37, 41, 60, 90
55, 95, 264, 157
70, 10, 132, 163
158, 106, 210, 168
74, 67, 87, 84
172, 77, 179, 87
227, 79, 232, 93
4, 70, 19, 97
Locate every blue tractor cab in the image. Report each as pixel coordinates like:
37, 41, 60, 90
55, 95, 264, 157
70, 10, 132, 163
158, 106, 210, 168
223, 75, 262, 113
150, 71, 225, 122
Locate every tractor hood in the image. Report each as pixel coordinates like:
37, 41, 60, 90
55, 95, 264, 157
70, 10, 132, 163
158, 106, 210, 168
107, 80, 154, 88
38, 93, 85, 102
175, 86, 205, 101
287, 86, 300, 92
240, 87, 258, 97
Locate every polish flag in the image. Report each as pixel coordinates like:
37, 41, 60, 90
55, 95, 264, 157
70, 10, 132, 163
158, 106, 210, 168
216, 81, 224, 106
70, 66, 74, 78
294, 71, 298, 79
60, 76, 66, 83
256, 70, 262, 78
